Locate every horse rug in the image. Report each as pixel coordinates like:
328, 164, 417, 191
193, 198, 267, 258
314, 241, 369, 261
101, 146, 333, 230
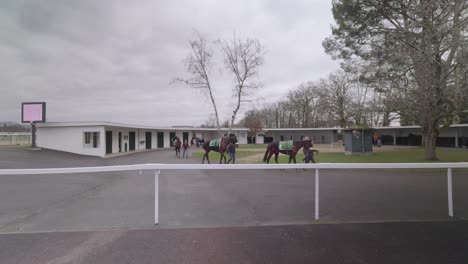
279, 140, 293, 151
209, 139, 221, 147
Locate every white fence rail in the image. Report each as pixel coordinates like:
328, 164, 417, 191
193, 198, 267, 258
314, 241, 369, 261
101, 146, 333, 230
0, 133, 31, 146
1, 162, 468, 224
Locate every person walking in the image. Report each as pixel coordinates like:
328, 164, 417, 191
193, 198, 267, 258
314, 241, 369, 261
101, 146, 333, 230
302, 137, 315, 163
182, 140, 190, 159
373, 132, 378, 146
226, 142, 236, 164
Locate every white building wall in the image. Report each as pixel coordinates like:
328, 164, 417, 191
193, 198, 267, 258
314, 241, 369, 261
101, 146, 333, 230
237, 130, 248, 144
37, 126, 106, 157
165, 131, 172, 148
256, 133, 264, 144
106, 127, 140, 154
138, 129, 147, 150
151, 130, 158, 149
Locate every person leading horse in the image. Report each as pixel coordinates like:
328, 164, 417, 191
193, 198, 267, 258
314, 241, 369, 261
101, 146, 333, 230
201, 135, 238, 164
263, 138, 313, 164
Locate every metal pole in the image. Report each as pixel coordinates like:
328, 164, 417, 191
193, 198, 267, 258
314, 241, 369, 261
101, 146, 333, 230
447, 168, 453, 217
315, 168, 319, 220
155, 170, 160, 225
31, 122, 36, 148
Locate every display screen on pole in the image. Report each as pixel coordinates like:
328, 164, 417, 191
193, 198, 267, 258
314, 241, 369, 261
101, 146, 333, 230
21, 102, 46, 123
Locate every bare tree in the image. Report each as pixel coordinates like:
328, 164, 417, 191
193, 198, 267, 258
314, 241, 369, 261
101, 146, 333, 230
201, 114, 217, 128
218, 36, 264, 135
239, 109, 264, 132
319, 71, 352, 128
175, 33, 222, 136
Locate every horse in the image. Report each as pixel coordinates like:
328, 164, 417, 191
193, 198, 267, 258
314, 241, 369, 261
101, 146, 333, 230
263, 139, 313, 164
174, 138, 181, 158
201, 135, 238, 164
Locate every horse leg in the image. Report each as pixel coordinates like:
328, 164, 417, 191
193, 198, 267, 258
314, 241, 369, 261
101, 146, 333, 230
202, 152, 206, 164
274, 153, 279, 164
266, 152, 273, 164
221, 152, 227, 164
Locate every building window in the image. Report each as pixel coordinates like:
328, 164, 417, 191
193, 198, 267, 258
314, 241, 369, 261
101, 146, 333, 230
93, 132, 99, 148
84, 132, 91, 144
84, 132, 100, 148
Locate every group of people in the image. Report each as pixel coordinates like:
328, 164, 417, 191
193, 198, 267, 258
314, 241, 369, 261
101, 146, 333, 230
191, 136, 205, 147
172, 136, 191, 159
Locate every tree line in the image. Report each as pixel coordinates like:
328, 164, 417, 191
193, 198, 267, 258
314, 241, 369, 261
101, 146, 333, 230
240, 0, 468, 160
238, 68, 404, 130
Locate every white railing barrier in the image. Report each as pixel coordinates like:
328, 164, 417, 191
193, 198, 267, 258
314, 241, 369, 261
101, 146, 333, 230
1, 162, 468, 224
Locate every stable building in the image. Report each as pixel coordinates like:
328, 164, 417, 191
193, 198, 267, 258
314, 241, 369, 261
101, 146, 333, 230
36, 122, 249, 158
372, 124, 468, 148
260, 128, 340, 144
35, 122, 468, 158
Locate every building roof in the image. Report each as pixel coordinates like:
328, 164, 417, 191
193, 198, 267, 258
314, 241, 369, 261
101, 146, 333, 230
371, 126, 421, 130
263, 127, 341, 131
36, 122, 250, 131
36, 121, 468, 131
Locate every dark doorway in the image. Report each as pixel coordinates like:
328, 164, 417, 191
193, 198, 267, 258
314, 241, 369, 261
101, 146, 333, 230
129, 131, 136, 151
248, 136, 256, 144
105, 131, 113, 154
157, 132, 164, 148
118, 132, 122, 152
183, 132, 189, 144
145, 132, 152, 149
170, 132, 176, 146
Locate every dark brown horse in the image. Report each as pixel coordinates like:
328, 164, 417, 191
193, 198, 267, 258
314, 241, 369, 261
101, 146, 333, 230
263, 140, 312, 164
174, 138, 181, 158
202, 135, 238, 164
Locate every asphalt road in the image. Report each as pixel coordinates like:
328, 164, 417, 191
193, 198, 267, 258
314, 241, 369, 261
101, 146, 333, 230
1, 221, 467, 264
1, 147, 467, 263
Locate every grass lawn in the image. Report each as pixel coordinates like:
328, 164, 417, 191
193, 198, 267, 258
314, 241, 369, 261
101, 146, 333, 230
269, 148, 468, 164
237, 144, 268, 150
191, 146, 468, 165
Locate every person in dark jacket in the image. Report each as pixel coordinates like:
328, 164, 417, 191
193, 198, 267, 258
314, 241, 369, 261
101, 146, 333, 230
226, 142, 236, 164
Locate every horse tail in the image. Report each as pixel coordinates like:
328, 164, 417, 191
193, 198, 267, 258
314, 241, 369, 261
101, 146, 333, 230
263, 144, 270, 162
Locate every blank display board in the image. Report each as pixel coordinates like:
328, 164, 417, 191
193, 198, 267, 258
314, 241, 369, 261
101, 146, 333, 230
21, 102, 46, 123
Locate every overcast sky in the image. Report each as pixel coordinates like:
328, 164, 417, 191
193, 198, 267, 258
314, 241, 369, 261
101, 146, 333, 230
0, 0, 340, 126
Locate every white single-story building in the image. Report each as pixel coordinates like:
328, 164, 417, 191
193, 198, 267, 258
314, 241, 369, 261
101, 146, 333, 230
36, 122, 250, 158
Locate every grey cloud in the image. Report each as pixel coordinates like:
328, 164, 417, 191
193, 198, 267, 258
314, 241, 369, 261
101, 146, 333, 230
0, 0, 339, 126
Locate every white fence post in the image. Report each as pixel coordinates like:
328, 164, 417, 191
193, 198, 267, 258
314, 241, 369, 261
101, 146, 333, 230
315, 168, 320, 220
447, 168, 453, 217
155, 170, 160, 225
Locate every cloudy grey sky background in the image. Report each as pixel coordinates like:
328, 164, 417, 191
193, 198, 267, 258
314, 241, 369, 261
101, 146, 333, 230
0, 0, 339, 126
